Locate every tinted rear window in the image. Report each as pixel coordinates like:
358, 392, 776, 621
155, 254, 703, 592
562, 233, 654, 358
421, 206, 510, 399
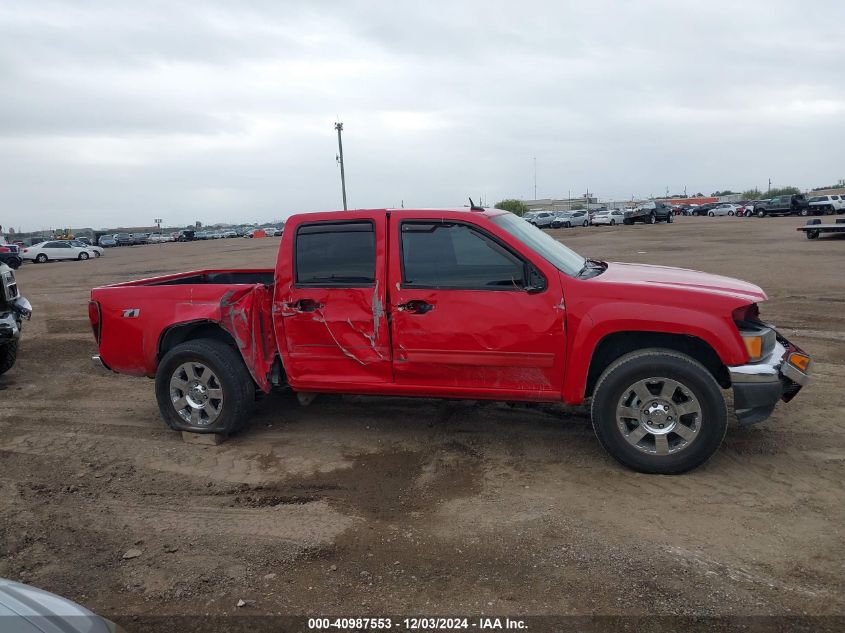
295, 222, 375, 286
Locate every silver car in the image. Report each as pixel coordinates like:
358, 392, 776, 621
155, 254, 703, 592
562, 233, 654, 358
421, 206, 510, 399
0, 578, 124, 632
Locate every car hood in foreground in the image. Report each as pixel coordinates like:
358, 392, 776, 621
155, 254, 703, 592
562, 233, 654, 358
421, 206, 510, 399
0, 578, 116, 633
591, 262, 767, 303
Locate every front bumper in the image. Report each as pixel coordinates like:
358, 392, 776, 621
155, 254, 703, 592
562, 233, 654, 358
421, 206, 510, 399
728, 334, 810, 426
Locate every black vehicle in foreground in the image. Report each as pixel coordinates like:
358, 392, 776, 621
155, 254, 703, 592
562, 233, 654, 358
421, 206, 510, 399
0, 243, 22, 269
0, 263, 32, 376
754, 194, 810, 217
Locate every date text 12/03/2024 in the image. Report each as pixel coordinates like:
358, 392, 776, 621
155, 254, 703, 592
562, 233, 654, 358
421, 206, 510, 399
307, 617, 528, 630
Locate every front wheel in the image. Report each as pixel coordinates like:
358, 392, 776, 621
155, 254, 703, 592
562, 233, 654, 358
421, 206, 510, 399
807, 229, 820, 239
728, 211, 734, 216
757, 209, 765, 218
590, 349, 727, 474
647, 213, 655, 224
610, 219, 616, 226
667, 213, 674, 223
708, 211, 715, 217
0, 341, 18, 375
155, 339, 255, 434
800, 208, 809, 217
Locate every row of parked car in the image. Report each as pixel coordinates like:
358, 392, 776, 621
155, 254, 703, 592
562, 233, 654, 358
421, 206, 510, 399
677, 194, 845, 218
97, 225, 284, 247
524, 202, 676, 228
526, 193, 845, 229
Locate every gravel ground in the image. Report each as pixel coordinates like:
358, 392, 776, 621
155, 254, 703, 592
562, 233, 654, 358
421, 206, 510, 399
0, 216, 842, 629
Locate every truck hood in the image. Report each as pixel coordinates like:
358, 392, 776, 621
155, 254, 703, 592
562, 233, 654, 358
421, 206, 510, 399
594, 262, 767, 303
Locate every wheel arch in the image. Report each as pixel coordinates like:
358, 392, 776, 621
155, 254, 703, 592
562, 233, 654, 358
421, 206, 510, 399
158, 320, 238, 361
583, 331, 730, 399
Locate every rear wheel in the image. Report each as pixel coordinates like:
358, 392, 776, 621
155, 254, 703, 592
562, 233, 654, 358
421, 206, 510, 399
35, 253, 48, 263
155, 339, 255, 435
591, 349, 727, 474
708, 211, 715, 217
610, 219, 616, 226
728, 210, 734, 216
78, 252, 89, 260
0, 341, 18, 375
647, 213, 656, 224
565, 221, 571, 228
800, 208, 809, 217
757, 209, 765, 218
806, 229, 820, 240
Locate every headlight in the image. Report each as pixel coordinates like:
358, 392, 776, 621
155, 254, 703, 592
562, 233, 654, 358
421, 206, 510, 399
736, 323, 776, 362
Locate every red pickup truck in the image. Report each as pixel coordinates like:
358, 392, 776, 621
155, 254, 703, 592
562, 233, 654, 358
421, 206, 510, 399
89, 208, 811, 473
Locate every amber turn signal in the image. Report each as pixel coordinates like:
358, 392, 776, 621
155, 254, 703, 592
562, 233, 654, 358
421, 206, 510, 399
743, 335, 763, 361
787, 353, 811, 373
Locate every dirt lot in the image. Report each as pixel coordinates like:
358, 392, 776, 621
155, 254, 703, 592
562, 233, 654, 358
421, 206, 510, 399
1, 216, 843, 628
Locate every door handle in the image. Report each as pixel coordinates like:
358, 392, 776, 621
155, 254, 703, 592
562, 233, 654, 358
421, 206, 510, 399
396, 299, 434, 314
288, 298, 322, 313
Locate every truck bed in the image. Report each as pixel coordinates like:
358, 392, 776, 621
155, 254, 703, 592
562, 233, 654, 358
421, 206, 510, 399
105, 269, 274, 287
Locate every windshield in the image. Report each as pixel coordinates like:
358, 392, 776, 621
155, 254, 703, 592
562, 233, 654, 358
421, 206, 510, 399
492, 212, 586, 277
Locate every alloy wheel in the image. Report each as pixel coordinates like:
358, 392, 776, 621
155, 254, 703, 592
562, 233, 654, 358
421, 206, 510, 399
615, 377, 702, 456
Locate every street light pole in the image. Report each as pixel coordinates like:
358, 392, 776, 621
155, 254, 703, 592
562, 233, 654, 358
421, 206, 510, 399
335, 122, 348, 211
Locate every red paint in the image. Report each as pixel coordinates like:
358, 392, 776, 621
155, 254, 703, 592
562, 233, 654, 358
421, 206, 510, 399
90, 208, 768, 404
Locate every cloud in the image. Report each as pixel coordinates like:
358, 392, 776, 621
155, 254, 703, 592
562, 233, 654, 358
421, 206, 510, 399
0, 0, 843, 230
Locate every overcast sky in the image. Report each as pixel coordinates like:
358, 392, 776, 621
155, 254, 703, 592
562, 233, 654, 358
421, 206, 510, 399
1, 0, 844, 231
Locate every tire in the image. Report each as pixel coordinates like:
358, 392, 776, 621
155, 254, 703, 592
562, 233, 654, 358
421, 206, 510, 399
623, 218, 633, 225
807, 229, 819, 240
800, 208, 809, 217
551, 222, 561, 229
590, 349, 728, 474
6, 258, 21, 269
728, 211, 734, 216
757, 209, 765, 218
667, 213, 674, 223
78, 252, 89, 261
647, 213, 656, 224
583, 220, 588, 227
708, 211, 715, 217
0, 341, 17, 376
610, 219, 616, 226
94, 251, 101, 258
565, 221, 571, 228
155, 339, 255, 435
35, 253, 47, 263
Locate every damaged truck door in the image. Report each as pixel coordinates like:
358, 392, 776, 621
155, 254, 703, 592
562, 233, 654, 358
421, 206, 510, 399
275, 217, 392, 385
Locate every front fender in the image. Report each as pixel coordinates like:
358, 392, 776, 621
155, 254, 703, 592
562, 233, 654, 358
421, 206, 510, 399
563, 302, 747, 404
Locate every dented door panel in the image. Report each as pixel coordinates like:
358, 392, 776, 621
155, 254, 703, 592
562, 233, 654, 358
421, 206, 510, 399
273, 212, 392, 386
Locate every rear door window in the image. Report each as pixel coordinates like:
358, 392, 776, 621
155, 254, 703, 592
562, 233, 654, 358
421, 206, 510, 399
295, 221, 375, 287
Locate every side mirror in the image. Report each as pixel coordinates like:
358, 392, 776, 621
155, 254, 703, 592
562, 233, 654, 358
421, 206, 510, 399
524, 264, 547, 294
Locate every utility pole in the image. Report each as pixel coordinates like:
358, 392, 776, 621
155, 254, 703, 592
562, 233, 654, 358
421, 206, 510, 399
767, 178, 771, 194
335, 122, 348, 210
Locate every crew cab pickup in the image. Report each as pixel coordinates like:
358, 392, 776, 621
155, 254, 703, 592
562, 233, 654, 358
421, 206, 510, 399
89, 208, 812, 474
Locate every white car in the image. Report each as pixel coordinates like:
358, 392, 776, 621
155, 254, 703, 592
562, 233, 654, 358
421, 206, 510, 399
69, 239, 104, 257
807, 195, 845, 215
21, 241, 93, 262
707, 203, 739, 216
591, 209, 626, 225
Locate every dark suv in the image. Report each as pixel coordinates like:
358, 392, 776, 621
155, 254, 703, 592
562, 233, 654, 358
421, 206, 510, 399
754, 194, 809, 217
